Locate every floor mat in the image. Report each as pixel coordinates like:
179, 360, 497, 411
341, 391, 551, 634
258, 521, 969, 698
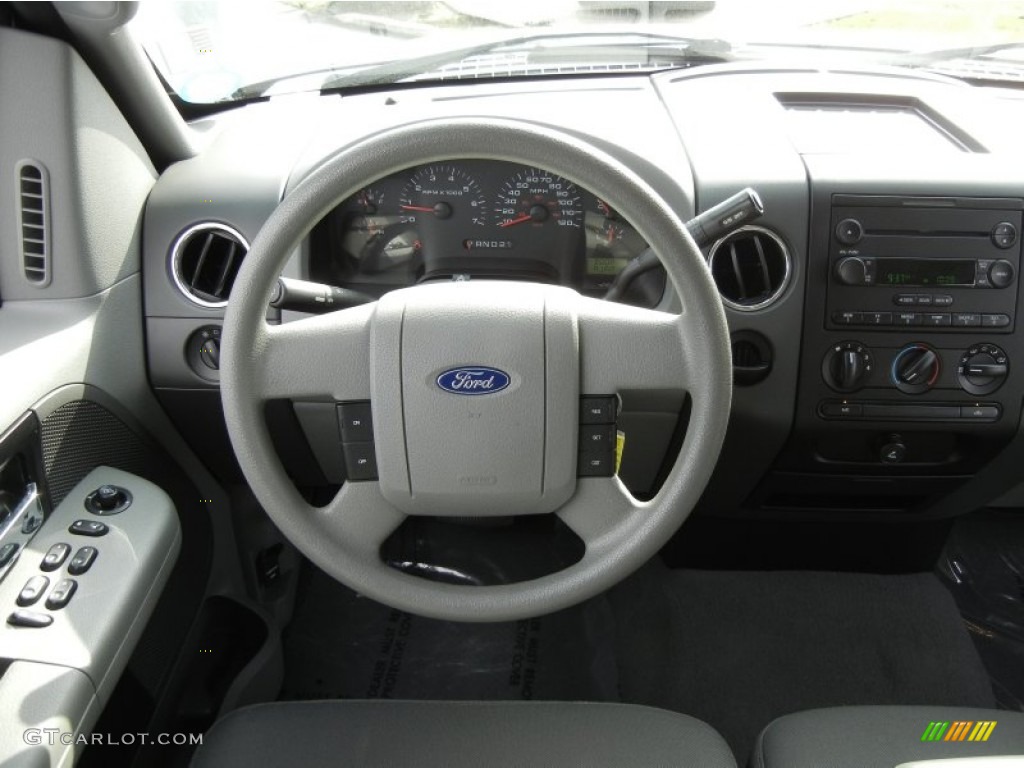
281, 564, 994, 764
281, 565, 619, 702
607, 565, 996, 764
939, 510, 1024, 710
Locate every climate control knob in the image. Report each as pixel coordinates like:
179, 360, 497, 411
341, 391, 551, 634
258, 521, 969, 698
892, 343, 941, 394
958, 343, 1009, 396
823, 341, 873, 393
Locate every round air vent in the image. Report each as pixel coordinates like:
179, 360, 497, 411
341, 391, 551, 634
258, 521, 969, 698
708, 225, 791, 311
170, 222, 249, 307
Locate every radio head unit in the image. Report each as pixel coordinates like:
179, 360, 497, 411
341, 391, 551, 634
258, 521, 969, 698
826, 195, 1022, 331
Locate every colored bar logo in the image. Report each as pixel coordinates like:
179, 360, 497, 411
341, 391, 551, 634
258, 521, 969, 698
921, 721, 997, 742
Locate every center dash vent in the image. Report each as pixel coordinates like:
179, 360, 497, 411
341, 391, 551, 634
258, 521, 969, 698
708, 226, 791, 311
17, 161, 51, 287
170, 223, 249, 307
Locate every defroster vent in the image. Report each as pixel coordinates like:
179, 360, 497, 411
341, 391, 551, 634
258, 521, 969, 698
708, 226, 791, 311
170, 223, 249, 307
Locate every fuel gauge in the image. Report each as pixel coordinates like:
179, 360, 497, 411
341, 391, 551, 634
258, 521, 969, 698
354, 186, 385, 215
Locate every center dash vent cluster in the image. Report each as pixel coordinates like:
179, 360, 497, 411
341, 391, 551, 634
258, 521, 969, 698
170, 223, 249, 307
708, 226, 791, 311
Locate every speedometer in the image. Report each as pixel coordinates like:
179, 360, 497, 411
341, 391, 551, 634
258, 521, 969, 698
494, 168, 583, 229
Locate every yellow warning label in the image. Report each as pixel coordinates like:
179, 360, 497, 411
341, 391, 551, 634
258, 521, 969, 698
615, 430, 625, 474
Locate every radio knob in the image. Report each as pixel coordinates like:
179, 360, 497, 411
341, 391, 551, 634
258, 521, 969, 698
823, 341, 872, 392
958, 344, 1009, 396
988, 260, 1015, 289
835, 257, 869, 286
892, 344, 940, 394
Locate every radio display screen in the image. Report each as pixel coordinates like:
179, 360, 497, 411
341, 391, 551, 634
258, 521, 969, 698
879, 259, 976, 287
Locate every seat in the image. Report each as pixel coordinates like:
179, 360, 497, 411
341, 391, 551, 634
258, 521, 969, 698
190, 699, 737, 768
752, 706, 1024, 768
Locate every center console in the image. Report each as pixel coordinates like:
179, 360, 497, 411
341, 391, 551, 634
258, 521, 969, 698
766, 192, 1024, 515
819, 195, 1020, 423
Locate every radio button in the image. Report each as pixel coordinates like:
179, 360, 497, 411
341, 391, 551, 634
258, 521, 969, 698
992, 222, 1018, 249
863, 312, 892, 326
832, 311, 861, 325
933, 295, 953, 307
894, 312, 921, 326
836, 218, 864, 245
982, 314, 1011, 328
894, 294, 917, 307
914, 295, 933, 306
954, 313, 982, 328
989, 260, 1015, 289
923, 313, 951, 327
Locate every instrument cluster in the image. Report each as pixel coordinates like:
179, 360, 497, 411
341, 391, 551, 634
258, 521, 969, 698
309, 160, 655, 302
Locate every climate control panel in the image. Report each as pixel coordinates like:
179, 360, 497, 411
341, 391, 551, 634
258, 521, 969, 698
818, 339, 1009, 423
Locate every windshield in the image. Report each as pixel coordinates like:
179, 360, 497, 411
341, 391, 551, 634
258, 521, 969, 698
131, 0, 1024, 103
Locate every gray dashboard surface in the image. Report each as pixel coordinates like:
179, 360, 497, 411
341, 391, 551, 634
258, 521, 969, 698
141, 64, 1024, 514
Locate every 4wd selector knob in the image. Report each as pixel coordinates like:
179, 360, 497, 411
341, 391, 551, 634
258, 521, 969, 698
892, 343, 940, 394
823, 341, 873, 392
958, 343, 1009, 396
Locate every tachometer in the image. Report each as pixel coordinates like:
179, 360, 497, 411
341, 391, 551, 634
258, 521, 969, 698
495, 168, 583, 229
399, 165, 487, 226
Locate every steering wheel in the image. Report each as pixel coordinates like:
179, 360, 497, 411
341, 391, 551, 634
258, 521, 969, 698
220, 117, 731, 622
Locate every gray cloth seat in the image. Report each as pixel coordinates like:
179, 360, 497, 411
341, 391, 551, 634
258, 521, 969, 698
190, 699, 737, 768
752, 706, 1024, 768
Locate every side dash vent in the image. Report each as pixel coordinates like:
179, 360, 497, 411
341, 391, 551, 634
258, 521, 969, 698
17, 161, 51, 287
170, 223, 249, 307
708, 226, 791, 311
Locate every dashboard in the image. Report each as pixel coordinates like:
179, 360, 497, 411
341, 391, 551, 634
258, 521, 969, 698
141, 64, 1024, 520
308, 160, 656, 303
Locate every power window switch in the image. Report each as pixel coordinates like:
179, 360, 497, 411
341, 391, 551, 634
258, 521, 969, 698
45, 579, 77, 610
40, 543, 72, 572
17, 575, 50, 607
68, 546, 98, 575
344, 442, 378, 481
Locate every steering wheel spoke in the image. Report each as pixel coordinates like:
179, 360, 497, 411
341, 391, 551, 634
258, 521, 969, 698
318, 481, 407, 558
255, 303, 375, 401
556, 476, 642, 550
576, 295, 694, 394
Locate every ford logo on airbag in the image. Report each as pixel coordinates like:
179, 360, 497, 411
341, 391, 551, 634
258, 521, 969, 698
436, 367, 510, 395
